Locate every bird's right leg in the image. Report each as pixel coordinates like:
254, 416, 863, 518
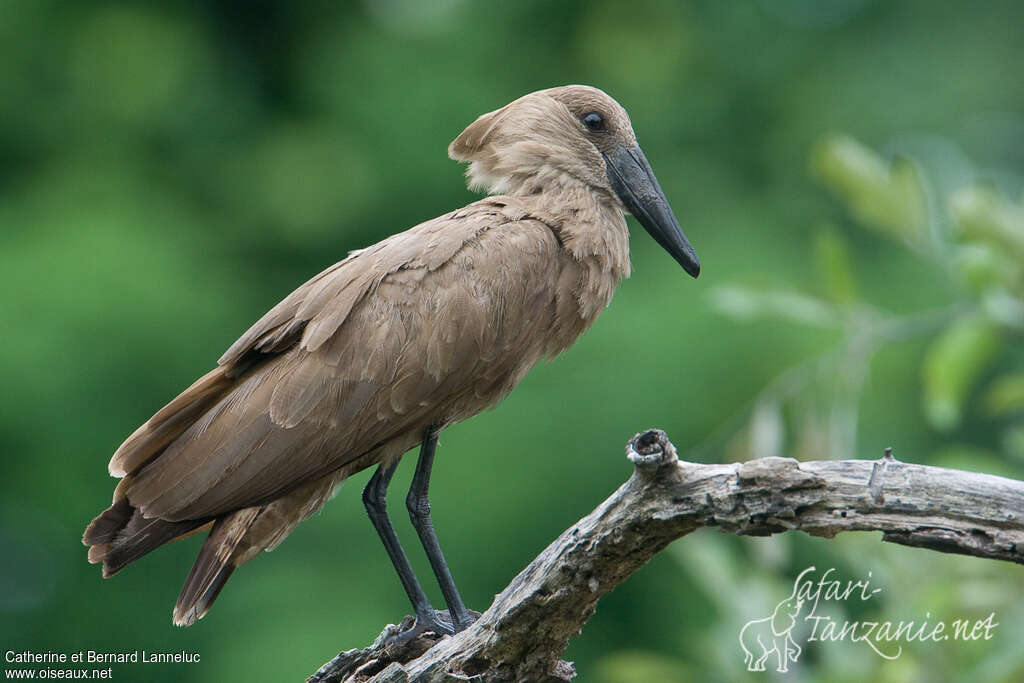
361, 460, 453, 642
405, 426, 474, 632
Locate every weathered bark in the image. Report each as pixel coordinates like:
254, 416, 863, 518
308, 430, 1024, 682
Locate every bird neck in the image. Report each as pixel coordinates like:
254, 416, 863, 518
513, 176, 632, 283
485, 176, 630, 326
466, 151, 630, 281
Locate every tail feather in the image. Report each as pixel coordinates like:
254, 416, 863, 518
82, 497, 132, 547
85, 366, 236, 580
173, 564, 236, 628
173, 508, 261, 626
83, 499, 210, 577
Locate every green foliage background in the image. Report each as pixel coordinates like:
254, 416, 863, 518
2, 1, 1022, 681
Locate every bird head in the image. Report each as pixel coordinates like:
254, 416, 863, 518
449, 85, 700, 278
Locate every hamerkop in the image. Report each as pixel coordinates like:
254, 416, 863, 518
83, 85, 700, 638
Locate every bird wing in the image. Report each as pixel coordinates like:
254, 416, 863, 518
116, 198, 568, 522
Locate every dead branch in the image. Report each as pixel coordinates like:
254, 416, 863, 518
308, 429, 1024, 682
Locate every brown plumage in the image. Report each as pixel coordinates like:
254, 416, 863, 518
83, 85, 699, 630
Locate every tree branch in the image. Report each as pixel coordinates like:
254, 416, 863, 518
308, 429, 1024, 682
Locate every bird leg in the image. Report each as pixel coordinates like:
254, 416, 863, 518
361, 459, 453, 642
406, 425, 475, 632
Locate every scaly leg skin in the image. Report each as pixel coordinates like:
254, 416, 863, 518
361, 459, 453, 643
405, 425, 476, 632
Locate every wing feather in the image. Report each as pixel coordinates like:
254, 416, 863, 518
119, 202, 567, 523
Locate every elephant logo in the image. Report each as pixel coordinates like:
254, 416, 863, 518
739, 592, 805, 672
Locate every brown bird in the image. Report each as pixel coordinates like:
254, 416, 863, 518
83, 85, 699, 639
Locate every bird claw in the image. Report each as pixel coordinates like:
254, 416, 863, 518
385, 608, 482, 647
386, 610, 454, 647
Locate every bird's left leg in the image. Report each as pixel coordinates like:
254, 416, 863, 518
406, 425, 475, 632
362, 459, 453, 642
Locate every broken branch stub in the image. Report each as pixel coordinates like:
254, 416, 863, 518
309, 430, 1024, 682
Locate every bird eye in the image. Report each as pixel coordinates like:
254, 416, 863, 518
582, 112, 605, 132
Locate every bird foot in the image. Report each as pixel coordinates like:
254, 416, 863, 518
385, 609, 481, 647
454, 609, 481, 632
386, 610, 453, 647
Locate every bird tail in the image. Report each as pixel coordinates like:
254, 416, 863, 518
84, 365, 236, 575
172, 507, 262, 626
84, 366, 239, 579
83, 498, 264, 627
82, 496, 210, 577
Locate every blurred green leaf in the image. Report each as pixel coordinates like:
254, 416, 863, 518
954, 244, 1020, 294
921, 315, 1003, 431
811, 135, 927, 241
593, 650, 691, 683
981, 290, 1024, 329
983, 373, 1024, 417
710, 286, 841, 327
1003, 424, 1024, 462
814, 225, 860, 304
950, 186, 1024, 262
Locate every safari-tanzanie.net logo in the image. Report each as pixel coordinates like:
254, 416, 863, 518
739, 566, 999, 673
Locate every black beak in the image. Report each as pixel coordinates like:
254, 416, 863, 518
602, 145, 700, 278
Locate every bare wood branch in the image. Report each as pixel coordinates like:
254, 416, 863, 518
308, 430, 1024, 682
